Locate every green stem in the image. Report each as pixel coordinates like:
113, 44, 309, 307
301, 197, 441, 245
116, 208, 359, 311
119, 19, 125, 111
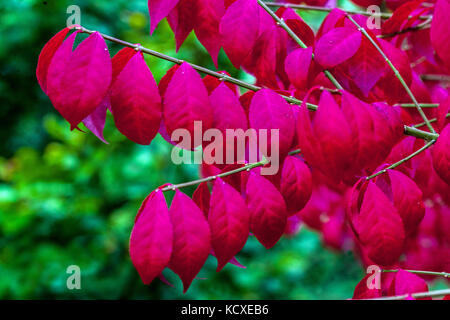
257, 0, 343, 90
346, 15, 436, 134
366, 140, 436, 180
398, 103, 438, 108
367, 288, 450, 300
383, 269, 450, 278
263, 1, 432, 20
414, 113, 450, 129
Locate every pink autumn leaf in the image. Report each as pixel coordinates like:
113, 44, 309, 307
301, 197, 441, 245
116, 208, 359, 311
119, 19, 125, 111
168, 190, 211, 293
167, 0, 197, 51
430, 0, 450, 69
284, 47, 314, 90
432, 124, 450, 183
314, 27, 362, 68
249, 88, 295, 158
36, 27, 70, 93
246, 172, 288, 249
46, 31, 79, 122
52, 32, 112, 129
82, 95, 109, 144
110, 52, 162, 145
357, 181, 405, 266
280, 155, 312, 215
209, 178, 250, 271
163, 62, 213, 148
192, 182, 211, 218
389, 269, 430, 300
129, 190, 173, 285
148, 0, 180, 35
219, 0, 260, 68
194, 0, 225, 67
111, 47, 138, 84
388, 170, 425, 235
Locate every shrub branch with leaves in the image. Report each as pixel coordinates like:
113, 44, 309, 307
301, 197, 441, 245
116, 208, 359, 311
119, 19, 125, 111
36, 0, 450, 299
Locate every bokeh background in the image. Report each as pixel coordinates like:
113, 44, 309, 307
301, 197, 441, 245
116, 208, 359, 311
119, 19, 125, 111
0, 0, 371, 299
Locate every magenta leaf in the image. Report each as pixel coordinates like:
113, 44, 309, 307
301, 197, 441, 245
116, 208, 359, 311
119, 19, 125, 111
168, 190, 211, 293
130, 190, 173, 285
315, 27, 362, 68
246, 172, 288, 249
111, 52, 162, 145
220, 0, 260, 68
209, 178, 250, 271
163, 62, 213, 148
36, 27, 70, 93
148, 0, 180, 35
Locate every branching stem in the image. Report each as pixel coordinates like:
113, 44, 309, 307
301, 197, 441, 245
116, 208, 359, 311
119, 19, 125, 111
76, 26, 440, 187
366, 140, 436, 180
346, 15, 436, 134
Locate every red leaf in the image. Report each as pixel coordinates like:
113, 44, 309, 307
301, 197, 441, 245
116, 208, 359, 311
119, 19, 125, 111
430, 0, 450, 69
192, 182, 211, 218
246, 172, 288, 249
389, 269, 430, 300
111, 47, 138, 84
388, 170, 425, 235
249, 88, 295, 158
130, 190, 173, 285
314, 27, 362, 68
209, 178, 250, 271
356, 181, 405, 266
280, 155, 312, 215
345, 35, 386, 97
36, 27, 70, 93
284, 47, 314, 90
163, 62, 213, 148
208, 83, 248, 164
148, 0, 180, 34
82, 95, 109, 144
48, 32, 112, 129
432, 124, 450, 184
219, 0, 260, 68
111, 52, 162, 145
167, 0, 197, 50
168, 190, 211, 293
194, 0, 225, 67
203, 71, 238, 94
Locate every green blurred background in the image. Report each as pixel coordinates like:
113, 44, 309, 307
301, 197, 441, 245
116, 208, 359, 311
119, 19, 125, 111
0, 0, 367, 299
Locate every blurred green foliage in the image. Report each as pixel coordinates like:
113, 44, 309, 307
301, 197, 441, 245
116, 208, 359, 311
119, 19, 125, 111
0, 0, 366, 299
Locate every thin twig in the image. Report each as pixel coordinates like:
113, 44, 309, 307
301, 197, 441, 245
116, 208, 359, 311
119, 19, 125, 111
76, 26, 319, 111
383, 269, 450, 278
346, 15, 436, 134
397, 103, 438, 108
414, 113, 450, 129
161, 149, 301, 192
366, 140, 436, 180
367, 288, 450, 300
257, 0, 343, 90
263, 1, 432, 20
421, 74, 450, 82
377, 18, 431, 39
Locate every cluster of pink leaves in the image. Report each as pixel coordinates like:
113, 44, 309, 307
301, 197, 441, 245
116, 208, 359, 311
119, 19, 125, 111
36, 0, 450, 298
